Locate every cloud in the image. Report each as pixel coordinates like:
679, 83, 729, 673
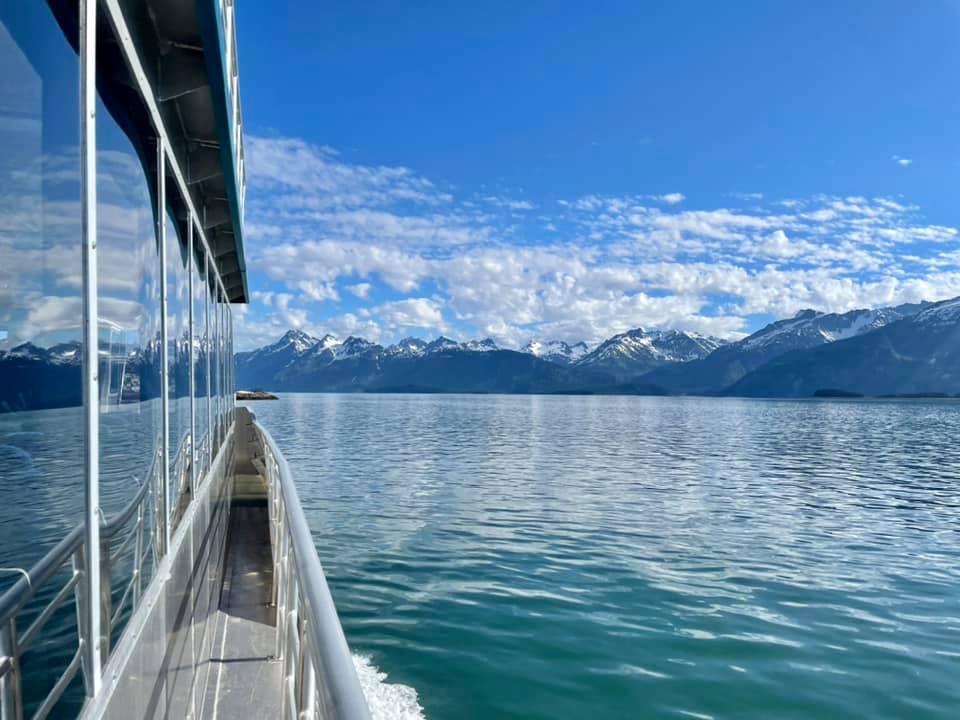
892, 155, 913, 166
236, 135, 960, 349
658, 192, 686, 205
480, 195, 535, 211
347, 282, 372, 299
373, 298, 447, 331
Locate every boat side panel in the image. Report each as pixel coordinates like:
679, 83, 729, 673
79, 426, 235, 720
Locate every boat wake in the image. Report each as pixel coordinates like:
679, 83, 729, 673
352, 654, 426, 720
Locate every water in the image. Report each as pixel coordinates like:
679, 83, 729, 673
246, 393, 960, 720
2, 395, 958, 718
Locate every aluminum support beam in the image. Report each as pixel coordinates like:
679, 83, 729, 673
158, 143, 171, 554
80, 0, 103, 697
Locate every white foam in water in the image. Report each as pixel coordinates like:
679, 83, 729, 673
352, 654, 426, 720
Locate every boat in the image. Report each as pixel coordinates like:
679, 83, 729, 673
0, 1, 369, 718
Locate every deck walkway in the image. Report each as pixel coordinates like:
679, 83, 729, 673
201, 468, 282, 718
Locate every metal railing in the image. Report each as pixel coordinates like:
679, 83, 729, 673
0, 449, 161, 720
253, 420, 370, 720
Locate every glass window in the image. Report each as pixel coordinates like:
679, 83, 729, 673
227, 303, 234, 424
220, 298, 227, 427
165, 209, 190, 520
209, 274, 220, 456
0, 5, 83, 574
96, 99, 161, 519
193, 242, 208, 480
95, 48, 163, 657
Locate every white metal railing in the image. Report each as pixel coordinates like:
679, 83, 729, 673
252, 419, 370, 720
0, 448, 161, 720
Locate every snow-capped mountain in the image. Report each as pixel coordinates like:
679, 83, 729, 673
576, 328, 727, 380
309, 333, 341, 352
424, 336, 461, 353
460, 338, 499, 352
384, 337, 428, 357
910, 297, 960, 328
727, 296, 960, 397
642, 301, 930, 394
739, 304, 926, 353
522, 340, 590, 365
233, 329, 322, 388
332, 336, 379, 360
384, 336, 498, 357
236, 329, 319, 361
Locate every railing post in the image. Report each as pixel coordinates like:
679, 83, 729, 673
275, 525, 288, 660
72, 547, 92, 697
80, 0, 103, 698
0, 619, 22, 720
132, 502, 144, 609
300, 630, 316, 720
99, 537, 112, 661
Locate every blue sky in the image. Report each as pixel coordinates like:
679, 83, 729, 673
234, 1, 960, 350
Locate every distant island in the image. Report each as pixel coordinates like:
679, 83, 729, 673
236, 390, 279, 400
234, 296, 960, 399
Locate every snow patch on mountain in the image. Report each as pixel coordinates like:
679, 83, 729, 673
523, 340, 590, 364
579, 328, 725, 367
460, 338, 499, 352
333, 336, 379, 360
914, 296, 960, 326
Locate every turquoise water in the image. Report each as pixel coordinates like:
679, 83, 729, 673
249, 393, 960, 720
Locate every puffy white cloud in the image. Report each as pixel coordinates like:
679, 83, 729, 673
373, 298, 447, 331
658, 192, 686, 205
347, 283, 372, 299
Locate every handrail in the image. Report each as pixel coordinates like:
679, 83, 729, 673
251, 416, 370, 720
0, 452, 157, 625
0, 446, 161, 720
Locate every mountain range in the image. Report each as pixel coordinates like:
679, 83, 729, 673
234, 326, 726, 393
234, 296, 960, 397
4, 296, 957, 412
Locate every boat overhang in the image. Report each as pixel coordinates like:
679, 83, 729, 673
102, 0, 249, 302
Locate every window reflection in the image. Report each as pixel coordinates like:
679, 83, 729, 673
210, 274, 221, 456
96, 92, 161, 520
166, 210, 191, 518
193, 244, 209, 478
0, 4, 83, 572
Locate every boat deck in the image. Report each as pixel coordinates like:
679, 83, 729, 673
202, 471, 282, 719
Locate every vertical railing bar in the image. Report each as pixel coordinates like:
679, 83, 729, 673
132, 500, 143, 609
301, 632, 316, 720
158, 140, 170, 556
0, 618, 21, 720
79, 0, 102, 697
71, 547, 89, 703
98, 532, 111, 660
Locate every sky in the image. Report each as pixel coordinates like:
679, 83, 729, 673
233, 0, 960, 350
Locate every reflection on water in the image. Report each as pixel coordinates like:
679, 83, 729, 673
250, 394, 960, 720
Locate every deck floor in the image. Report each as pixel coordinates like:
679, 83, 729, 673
204, 489, 282, 719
